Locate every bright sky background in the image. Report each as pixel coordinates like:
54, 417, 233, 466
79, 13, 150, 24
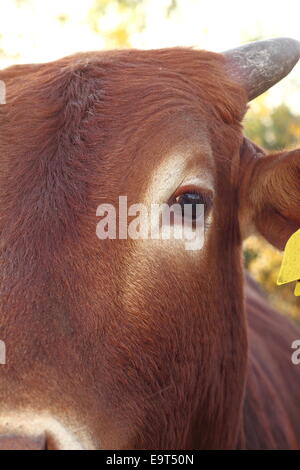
0, 0, 300, 111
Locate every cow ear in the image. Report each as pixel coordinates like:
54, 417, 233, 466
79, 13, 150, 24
239, 138, 300, 250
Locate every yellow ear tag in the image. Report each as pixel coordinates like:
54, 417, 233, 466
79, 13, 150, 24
277, 229, 300, 296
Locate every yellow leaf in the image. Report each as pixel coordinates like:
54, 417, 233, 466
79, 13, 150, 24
277, 229, 300, 297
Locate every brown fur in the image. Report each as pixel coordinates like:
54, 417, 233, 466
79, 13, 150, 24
0, 48, 299, 449
245, 274, 300, 449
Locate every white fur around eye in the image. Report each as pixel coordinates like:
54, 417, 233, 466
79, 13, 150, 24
145, 151, 215, 206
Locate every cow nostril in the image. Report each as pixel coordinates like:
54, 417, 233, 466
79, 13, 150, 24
0, 434, 46, 450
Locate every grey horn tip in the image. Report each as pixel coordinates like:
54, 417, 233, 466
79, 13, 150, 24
223, 37, 300, 101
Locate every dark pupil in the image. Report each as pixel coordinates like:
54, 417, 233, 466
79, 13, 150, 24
178, 193, 206, 219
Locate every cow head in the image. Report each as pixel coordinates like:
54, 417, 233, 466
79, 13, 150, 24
0, 39, 299, 449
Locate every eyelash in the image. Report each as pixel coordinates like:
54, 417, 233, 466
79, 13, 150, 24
172, 187, 213, 212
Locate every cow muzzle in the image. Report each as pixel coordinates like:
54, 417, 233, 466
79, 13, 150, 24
0, 413, 89, 450
0, 433, 46, 450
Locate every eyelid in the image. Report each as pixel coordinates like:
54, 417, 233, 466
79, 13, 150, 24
172, 184, 214, 206
174, 183, 213, 196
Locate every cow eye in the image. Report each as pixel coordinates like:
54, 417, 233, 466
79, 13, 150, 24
174, 190, 212, 220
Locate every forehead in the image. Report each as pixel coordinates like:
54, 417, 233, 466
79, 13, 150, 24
82, 48, 245, 193
97, 108, 215, 202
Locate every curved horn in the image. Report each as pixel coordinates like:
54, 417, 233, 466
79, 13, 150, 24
223, 37, 300, 101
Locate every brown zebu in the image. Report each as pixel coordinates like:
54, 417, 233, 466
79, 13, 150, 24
0, 38, 299, 449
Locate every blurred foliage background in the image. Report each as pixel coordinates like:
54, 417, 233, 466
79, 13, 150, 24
0, 0, 299, 321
